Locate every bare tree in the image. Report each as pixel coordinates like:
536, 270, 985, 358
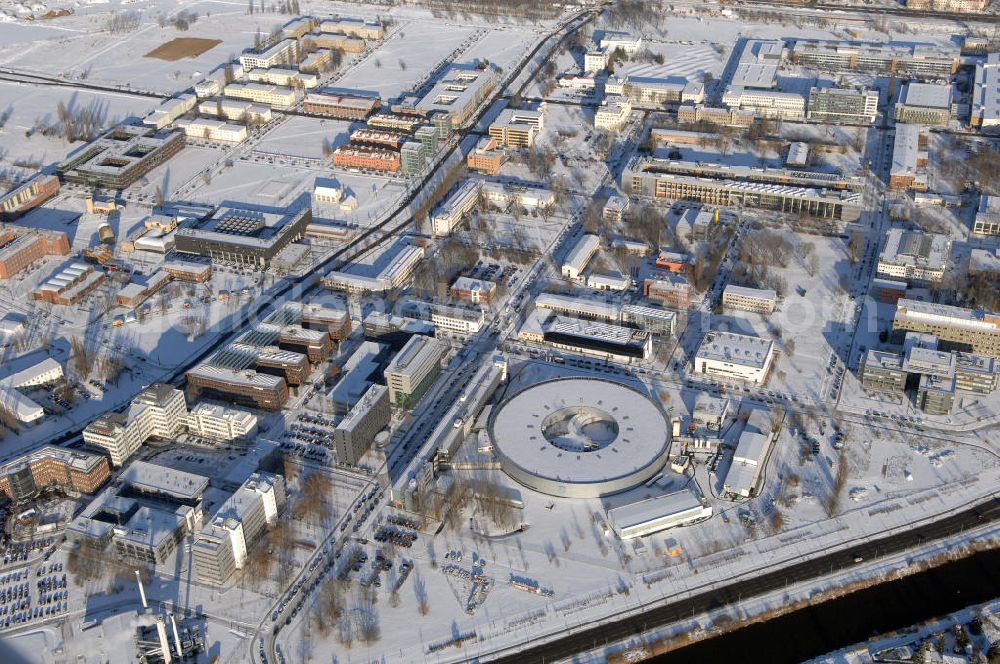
310, 576, 343, 636
354, 599, 381, 644
413, 571, 430, 615
471, 474, 519, 532
847, 230, 865, 264
69, 336, 92, 380
296, 471, 332, 525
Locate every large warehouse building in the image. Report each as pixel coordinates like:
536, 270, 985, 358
608, 490, 712, 540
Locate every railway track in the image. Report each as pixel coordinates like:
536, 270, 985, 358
487, 495, 1000, 663
0, 67, 168, 99
739, 0, 1000, 23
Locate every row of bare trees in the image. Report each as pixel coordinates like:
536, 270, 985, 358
728, 229, 792, 297
67, 539, 153, 591
607, 0, 665, 31
409, 473, 519, 534
34, 99, 108, 144
426, 0, 561, 21
105, 10, 141, 34
413, 163, 468, 232
471, 474, 519, 532
689, 225, 734, 292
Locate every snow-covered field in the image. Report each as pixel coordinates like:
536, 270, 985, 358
0, 81, 156, 168
0, 0, 999, 662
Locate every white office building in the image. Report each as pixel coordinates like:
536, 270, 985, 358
384, 336, 445, 407
187, 401, 258, 442
722, 285, 777, 314
174, 118, 248, 143
323, 244, 424, 294
722, 87, 806, 120
192, 472, 285, 585
83, 384, 187, 466
595, 96, 633, 130
143, 94, 198, 130
587, 272, 631, 291
584, 49, 609, 73
431, 304, 485, 335
694, 331, 775, 384
481, 181, 554, 210
0, 358, 64, 424
197, 99, 273, 123
223, 82, 297, 108
807, 87, 879, 124
431, 179, 482, 236
599, 32, 643, 54
238, 39, 299, 72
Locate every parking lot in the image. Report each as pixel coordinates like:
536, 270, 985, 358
2, 538, 56, 567
270, 491, 420, 638
279, 412, 338, 463
0, 562, 68, 631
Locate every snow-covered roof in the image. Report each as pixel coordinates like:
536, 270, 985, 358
733, 431, 770, 466
535, 293, 619, 321
723, 284, 777, 301
608, 490, 706, 532
695, 331, 774, 369
385, 335, 442, 377
899, 82, 952, 109
562, 234, 600, 274
119, 460, 209, 501
896, 299, 1000, 333
490, 377, 670, 490
891, 124, 925, 178
878, 228, 950, 270
338, 384, 388, 432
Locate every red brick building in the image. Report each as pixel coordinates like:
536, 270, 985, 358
0, 229, 71, 279
0, 446, 110, 501
450, 276, 496, 304
32, 263, 106, 305
332, 146, 400, 172
466, 136, 505, 176
303, 93, 380, 120
300, 305, 352, 340
162, 260, 212, 283
186, 365, 289, 411
0, 175, 60, 220
644, 274, 693, 310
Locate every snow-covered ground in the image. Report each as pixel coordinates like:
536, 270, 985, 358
1, 0, 1000, 661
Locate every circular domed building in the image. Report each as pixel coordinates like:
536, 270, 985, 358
488, 377, 671, 498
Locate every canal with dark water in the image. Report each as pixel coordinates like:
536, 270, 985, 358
651, 548, 1000, 663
